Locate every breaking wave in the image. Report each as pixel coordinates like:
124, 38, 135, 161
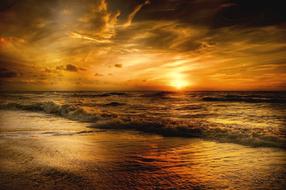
202, 94, 286, 103
68, 92, 129, 98
102, 102, 127, 107
139, 91, 175, 99
0, 102, 108, 122
0, 101, 285, 149
92, 118, 286, 149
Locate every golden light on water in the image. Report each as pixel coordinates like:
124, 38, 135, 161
0, 1, 285, 189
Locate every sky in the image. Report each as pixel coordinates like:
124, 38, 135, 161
0, 0, 285, 91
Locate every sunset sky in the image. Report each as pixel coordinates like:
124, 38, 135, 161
0, 0, 285, 91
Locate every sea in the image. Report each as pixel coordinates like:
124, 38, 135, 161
0, 91, 285, 189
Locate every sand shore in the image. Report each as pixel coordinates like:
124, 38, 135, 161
0, 110, 285, 190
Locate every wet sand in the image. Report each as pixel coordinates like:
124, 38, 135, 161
0, 110, 286, 190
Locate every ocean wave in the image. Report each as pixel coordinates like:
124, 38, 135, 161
1, 101, 285, 148
0, 93, 32, 100
140, 91, 175, 99
102, 102, 127, 107
41, 130, 98, 136
175, 105, 203, 110
202, 95, 286, 103
68, 92, 129, 98
0, 102, 110, 122
80, 102, 127, 107
91, 118, 286, 149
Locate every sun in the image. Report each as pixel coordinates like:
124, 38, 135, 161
170, 79, 189, 90
169, 72, 189, 90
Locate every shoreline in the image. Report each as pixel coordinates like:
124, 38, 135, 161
1, 110, 286, 189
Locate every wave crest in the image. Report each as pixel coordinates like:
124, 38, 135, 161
92, 118, 286, 149
202, 94, 286, 103
0, 102, 103, 122
1, 101, 285, 148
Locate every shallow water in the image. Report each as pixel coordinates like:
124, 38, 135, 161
0, 91, 285, 148
0, 110, 285, 190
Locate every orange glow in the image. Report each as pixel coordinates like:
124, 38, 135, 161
0, 0, 285, 91
169, 73, 189, 90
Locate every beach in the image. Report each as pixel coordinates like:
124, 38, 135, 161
1, 0, 286, 189
0, 108, 285, 190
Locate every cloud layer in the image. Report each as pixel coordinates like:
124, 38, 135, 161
0, 0, 285, 90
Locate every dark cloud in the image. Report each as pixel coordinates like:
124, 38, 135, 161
0, 68, 17, 78
0, 0, 17, 11
56, 65, 64, 70
44, 68, 52, 73
94, 73, 103, 76
213, 0, 286, 28
56, 64, 81, 72
134, 0, 286, 28
135, 0, 223, 26
119, 0, 286, 55
65, 64, 78, 72
114, 63, 122, 68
